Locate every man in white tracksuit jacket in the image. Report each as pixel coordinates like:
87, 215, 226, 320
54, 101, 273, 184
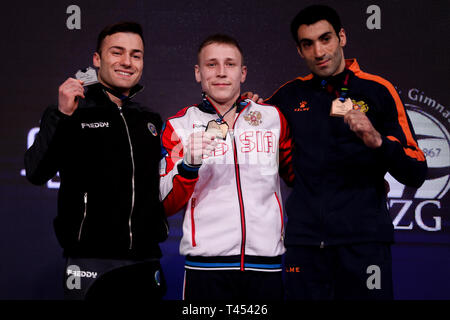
160, 34, 293, 300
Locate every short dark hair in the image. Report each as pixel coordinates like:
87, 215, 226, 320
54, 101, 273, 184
197, 33, 245, 65
290, 5, 342, 46
96, 21, 144, 54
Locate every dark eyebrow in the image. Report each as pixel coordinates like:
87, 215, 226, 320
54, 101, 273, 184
299, 38, 312, 45
299, 31, 333, 44
108, 46, 143, 54
319, 32, 333, 40
108, 46, 125, 51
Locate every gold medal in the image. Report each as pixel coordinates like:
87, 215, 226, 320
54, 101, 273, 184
330, 98, 353, 117
206, 120, 228, 140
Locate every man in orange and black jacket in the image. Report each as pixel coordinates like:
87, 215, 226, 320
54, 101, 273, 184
266, 5, 427, 300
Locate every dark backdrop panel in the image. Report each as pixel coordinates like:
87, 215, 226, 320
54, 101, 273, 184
1, 0, 449, 299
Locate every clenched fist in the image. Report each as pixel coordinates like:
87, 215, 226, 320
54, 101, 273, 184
344, 110, 382, 149
183, 131, 218, 166
58, 78, 85, 116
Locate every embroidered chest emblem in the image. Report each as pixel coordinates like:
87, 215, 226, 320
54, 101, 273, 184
352, 99, 369, 113
294, 101, 309, 112
244, 111, 262, 126
147, 122, 158, 136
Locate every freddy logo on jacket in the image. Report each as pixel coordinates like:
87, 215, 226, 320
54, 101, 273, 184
81, 121, 110, 129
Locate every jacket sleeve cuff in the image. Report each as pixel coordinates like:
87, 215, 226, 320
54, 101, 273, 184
55, 109, 72, 120
374, 135, 398, 166
177, 160, 200, 179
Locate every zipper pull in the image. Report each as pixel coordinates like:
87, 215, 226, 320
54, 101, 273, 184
191, 198, 197, 247
320, 241, 325, 249
229, 129, 234, 140
84, 192, 87, 203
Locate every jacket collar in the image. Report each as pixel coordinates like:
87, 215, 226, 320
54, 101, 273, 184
345, 58, 361, 75
85, 82, 144, 105
198, 92, 248, 115
310, 58, 360, 88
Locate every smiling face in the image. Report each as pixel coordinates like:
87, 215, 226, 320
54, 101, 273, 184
296, 20, 346, 77
195, 43, 247, 111
93, 32, 144, 95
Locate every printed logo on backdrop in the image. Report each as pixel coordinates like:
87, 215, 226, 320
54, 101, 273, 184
20, 128, 60, 188
387, 88, 449, 235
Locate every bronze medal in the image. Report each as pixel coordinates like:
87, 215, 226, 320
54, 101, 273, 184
206, 120, 228, 140
330, 98, 353, 117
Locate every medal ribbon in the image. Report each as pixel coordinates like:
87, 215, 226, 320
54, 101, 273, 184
201, 92, 239, 124
215, 103, 237, 124
321, 73, 350, 102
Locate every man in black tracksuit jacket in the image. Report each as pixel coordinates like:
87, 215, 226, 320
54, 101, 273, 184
266, 5, 427, 299
24, 22, 168, 300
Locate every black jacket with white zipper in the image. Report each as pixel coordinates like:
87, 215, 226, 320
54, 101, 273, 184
25, 83, 168, 259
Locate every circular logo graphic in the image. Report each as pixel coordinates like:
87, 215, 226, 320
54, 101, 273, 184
147, 122, 158, 136
406, 105, 450, 200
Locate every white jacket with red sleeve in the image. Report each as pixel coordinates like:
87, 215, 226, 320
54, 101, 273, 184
159, 97, 293, 271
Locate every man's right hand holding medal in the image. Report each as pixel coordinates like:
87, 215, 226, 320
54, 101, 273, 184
344, 109, 382, 149
183, 131, 218, 167
58, 78, 85, 116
